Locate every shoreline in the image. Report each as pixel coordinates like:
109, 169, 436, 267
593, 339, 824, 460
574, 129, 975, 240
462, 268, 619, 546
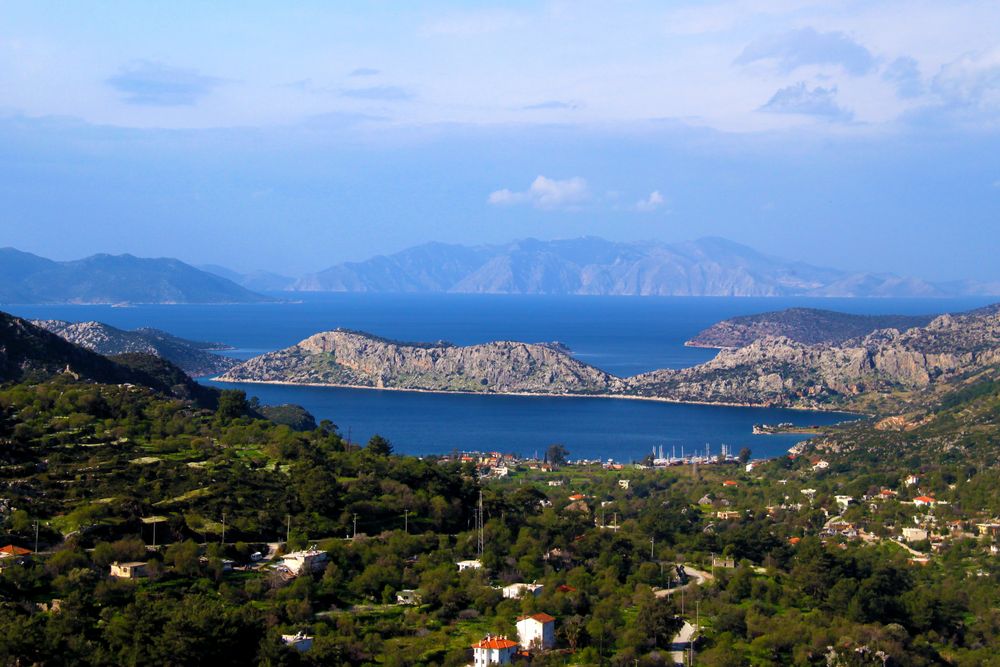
208, 376, 866, 417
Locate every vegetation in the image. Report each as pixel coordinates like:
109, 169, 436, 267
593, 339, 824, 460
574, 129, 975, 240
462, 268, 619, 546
2, 304, 1000, 664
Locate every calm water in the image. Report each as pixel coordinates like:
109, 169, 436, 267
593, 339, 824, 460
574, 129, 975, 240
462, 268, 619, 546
8, 294, 995, 461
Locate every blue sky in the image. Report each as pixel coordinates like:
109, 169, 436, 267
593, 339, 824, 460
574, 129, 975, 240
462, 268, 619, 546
1, 1, 999, 280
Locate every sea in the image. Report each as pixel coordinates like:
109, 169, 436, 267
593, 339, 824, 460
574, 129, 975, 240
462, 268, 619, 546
7, 294, 995, 462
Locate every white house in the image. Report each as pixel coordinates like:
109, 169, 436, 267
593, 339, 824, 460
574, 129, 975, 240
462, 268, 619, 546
902, 527, 929, 542
516, 613, 556, 650
618, 479, 630, 490
502, 582, 543, 599
905, 475, 920, 486
472, 635, 518, 666
110, 561, 148, 579
834, 495, 854, 509
456, 559, 482, 572
281, 632, 313, 652
396, 589, 421, 605
281, 549, 328, 576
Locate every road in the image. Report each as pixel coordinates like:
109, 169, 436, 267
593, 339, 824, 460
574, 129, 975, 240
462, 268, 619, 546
654, 565, 713, 598
670, 621, 696, 666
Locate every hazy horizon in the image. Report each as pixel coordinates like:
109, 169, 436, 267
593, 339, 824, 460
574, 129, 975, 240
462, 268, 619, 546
2, 2, 999, 281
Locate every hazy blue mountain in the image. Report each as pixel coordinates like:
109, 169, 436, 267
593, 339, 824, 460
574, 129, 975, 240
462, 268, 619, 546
199, 264, 297, 292
0, 248, 273, 304
293, 237, 982, 297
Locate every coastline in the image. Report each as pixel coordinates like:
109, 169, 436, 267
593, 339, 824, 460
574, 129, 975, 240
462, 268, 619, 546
209, 376, 867, 416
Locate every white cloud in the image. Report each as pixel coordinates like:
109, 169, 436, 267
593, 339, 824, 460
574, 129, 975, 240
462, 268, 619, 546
488, 175, 589, 210
635, 190, 666, 212
932, 49, 1000, 111
759, 82, 852, 120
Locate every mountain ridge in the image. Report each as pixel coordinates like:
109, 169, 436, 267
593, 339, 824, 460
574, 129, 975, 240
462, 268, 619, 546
0, 248, 274, 305
290, 236, 1000, 298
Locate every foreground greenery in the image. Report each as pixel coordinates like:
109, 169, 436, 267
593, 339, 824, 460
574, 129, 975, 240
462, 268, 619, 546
1, 376, 1000, 665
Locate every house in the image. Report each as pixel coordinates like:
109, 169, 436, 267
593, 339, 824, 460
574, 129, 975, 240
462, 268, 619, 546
977, 522, 1000, 537
811, 459, 830, 471
905, 475, 920, 486
282, 549, 328, 575
281, 632, 313, 653
396, 589, 421, 605
568, 493, 586, 501
902, 527, 929, 542
913, 496, 936, 508
472, 635, 518, 666
0, 544, 32, 569
516, 613, 556, 651
834, 495, 854, 509
716, 510, 741, 520
556, 584, 577, 593
109, 561, 148, 579
547, 480, 563, 487
0, 545, 31, 559
502, 582, 544, 599
697, 494, 713, 505
800, 488, 816, 499
722, 480, 738, 487
457, 559, 482, 571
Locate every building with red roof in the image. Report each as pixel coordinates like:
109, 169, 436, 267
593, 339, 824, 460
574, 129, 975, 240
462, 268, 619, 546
472, 635, 517, 666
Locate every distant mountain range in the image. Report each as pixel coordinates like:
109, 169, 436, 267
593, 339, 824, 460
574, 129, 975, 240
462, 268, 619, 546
284, 237, 1000, 298
0, 248, 273, 304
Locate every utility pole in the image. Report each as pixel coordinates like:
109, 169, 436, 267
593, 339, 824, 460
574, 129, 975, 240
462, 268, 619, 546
404, 509, 409, 534
152, 520, 156, 549
353, 513, 358, 539
286, 514, 291, 546
650, 537, 655, 560
34, 520, 39, 554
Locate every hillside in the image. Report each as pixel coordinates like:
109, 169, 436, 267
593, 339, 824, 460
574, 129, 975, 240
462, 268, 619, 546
0, 311, 218, 405
0, 248, 274, 304
218, 329, 625, 395
292, 236, 997, 297
220, 307, 1000, 412
33, 320, 237, 376
687, 307, 936, 348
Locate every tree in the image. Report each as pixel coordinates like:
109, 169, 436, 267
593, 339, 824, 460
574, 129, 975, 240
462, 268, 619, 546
738, 447, 752, 464
546, 444, 569, 467
216, 390, 248, 421
367, 434, 393, 456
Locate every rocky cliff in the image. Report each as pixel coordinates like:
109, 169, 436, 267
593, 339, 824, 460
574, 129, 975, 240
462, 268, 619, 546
218, 308, 1000, 412
34, 320, 237, 376
218, 329, 625, 395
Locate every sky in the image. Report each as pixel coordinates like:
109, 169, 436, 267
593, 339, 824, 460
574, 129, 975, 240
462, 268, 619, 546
1, 1, 999, 281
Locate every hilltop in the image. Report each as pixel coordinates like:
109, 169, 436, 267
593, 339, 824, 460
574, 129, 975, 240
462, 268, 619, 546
218, 329, 624, 395
0, 247, 273, 304
686, 307, 936, 348
33, 320, 238, 376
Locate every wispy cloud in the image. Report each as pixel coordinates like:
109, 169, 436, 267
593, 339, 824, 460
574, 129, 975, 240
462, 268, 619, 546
106, 60, 224, 106
735, 27, 875, 75
349, 67, 380, 77
932, 49, 1000, 111
634, 190, 665, 212
883, 57, 923, 98
423, 9, 526, 36
759, 82, 852, 120
522, 100, 580, 111
488, 176, 589, 210
340, 85, 415, 101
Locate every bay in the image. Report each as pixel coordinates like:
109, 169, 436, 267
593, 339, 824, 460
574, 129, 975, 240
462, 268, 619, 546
8, 293, 995, 461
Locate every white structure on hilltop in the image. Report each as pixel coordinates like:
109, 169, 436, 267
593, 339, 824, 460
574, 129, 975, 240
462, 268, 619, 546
472, 635, 518, 666
502, 582, 543, 599
516, 613, 556, 650
281, 549, 328, 576
456, 559, 482, 571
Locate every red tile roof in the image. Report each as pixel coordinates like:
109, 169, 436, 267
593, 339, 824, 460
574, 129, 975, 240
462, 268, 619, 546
0, 545, 31, 557
472, 636, 518, 649
556, 584, 577, 593
914, 496, 936, 503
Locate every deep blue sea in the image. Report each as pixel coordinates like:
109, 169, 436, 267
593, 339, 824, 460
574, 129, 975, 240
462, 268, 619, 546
8, 294, 995, 461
